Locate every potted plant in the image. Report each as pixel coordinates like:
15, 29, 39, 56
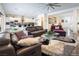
45, 30, 55, 37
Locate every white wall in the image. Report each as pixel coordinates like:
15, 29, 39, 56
36, 14, 48, 29
36, 14, 44, 26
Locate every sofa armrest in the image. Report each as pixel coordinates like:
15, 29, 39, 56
0, 44, 16, 56
17, 43, 42, 56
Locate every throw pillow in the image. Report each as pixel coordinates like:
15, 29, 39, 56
15, 31, 27, 40
23, 30, 28, 36
17, 37, 40, 46
12, 34, 18, 44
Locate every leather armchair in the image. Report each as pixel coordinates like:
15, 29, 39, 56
0, 37, 16, 56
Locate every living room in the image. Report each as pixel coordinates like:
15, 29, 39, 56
0, 3, 79, 56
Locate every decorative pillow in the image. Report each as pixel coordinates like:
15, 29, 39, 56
55, 26, 59, 30
12, 34, 18, 44
15, 31, 27, 40
23, 30, 28, 36
17, 37, 40, 46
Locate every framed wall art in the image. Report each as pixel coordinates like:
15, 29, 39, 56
48, 16, 57, 24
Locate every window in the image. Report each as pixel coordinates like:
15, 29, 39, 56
0, 17, 2, 31
0, 12, 5, 32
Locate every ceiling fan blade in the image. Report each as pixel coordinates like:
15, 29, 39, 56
50, 6, 55, 9
47, 6, 50, 10
48, 3, 60, 5
52, 5, 61, 7
53, 3, 60, 4
47, 4, 61, 8
47, 3, 54, 6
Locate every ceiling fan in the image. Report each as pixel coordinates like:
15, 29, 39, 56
31, 3, 61, 19
46, 3, 61, 10
40, 3, 61, 13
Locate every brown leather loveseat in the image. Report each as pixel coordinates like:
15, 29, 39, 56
26, 26, 46, 37
10, 31, 42, 56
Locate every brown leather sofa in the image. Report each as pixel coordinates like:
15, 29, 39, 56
10, 31, 42, 56
26, 26, 46, 37
0, 32, 42, 56
0, 37, 16, 56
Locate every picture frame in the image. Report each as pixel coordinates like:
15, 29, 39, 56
48, 16, 56, 24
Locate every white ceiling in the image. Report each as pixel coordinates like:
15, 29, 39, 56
1, 3, 79, 18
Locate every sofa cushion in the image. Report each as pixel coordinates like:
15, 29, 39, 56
35, 26, 43, 30
27, 27, 36, 32
17, 37, 41, 47
0, 38, 9, 46
31, 30, 45, 34
15, 31, 27, 40
0, 32, 10, 46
